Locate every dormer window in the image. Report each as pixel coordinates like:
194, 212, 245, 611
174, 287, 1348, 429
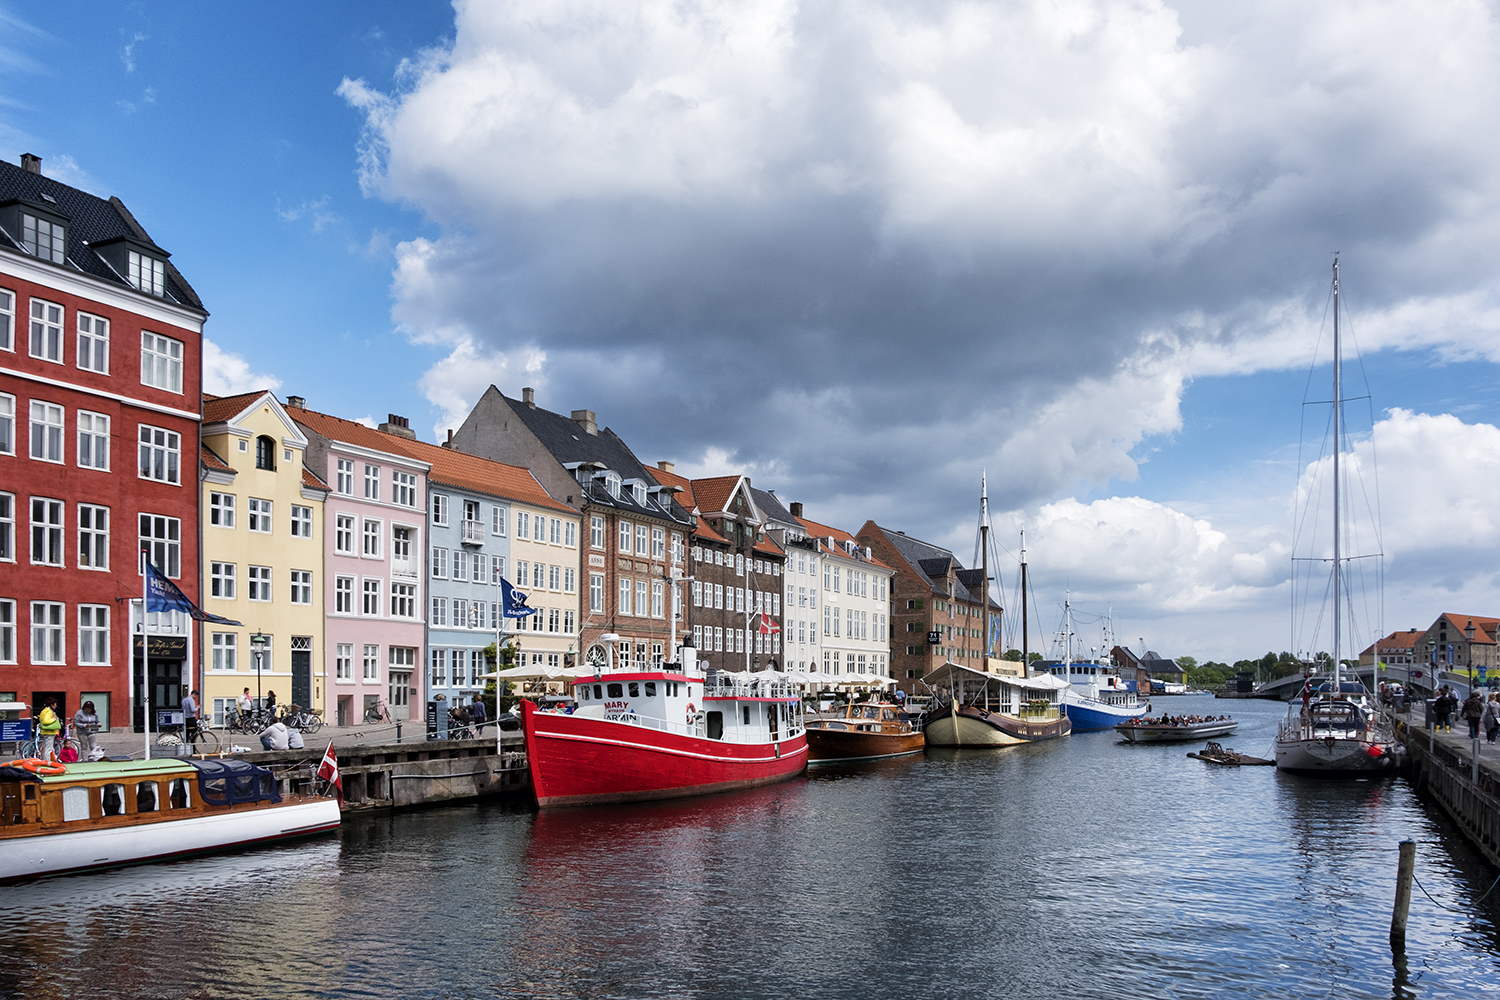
128, 250, 166, 297
22, 212, 65, 263
602, 471, 621, 499
255, 435, 276, 471
632, 481, 647, 505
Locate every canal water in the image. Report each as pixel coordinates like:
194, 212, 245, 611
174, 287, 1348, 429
3, 695, 1498, 999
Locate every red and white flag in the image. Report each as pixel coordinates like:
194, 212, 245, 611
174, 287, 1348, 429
758, 612, 781, 635
317, 740, 342, 802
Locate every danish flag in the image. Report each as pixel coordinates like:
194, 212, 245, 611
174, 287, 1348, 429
758, 612, 781, 635
317, 740, 343, 803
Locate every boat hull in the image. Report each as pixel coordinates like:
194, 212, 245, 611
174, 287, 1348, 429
922, 704, 1070, 747
805, 725, 924, 762
1062, 697, 1148, 732
0, 799, 341, 884
522, 701, 807, 808
1273, 736, 1399, 775
1115, 721, 1238, 743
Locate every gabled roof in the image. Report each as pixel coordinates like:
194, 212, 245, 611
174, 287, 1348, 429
795, 515, 893, 572
0, 157, 204, 312
1435, 614, 1499, 645
200, 442, 232, 472
301, 466, 330, 492
375, 435, 574, 515
202, 390, 308, 447
750, 488, 797, 528
865, 522, 980, 600
288, 408, 431, 470
690, 475, 752, 519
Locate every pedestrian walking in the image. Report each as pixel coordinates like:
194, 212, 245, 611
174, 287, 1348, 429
1484, 693, 1500, 744
1461, 690, 1485, 739
36, 698, 62, 760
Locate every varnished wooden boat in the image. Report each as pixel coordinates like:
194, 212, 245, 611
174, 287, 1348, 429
806, 702, 924, 762
0, 757, 340, 883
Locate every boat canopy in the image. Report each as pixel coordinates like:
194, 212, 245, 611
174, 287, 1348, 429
922, 662, 1069, 691
188, 758, 281, 806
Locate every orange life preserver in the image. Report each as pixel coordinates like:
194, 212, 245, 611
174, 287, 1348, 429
686, 702, 697, 724
7, 758, 66, 776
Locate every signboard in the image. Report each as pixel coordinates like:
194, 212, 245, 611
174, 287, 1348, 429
134, 636, 188, 657
156, 709, 183, 727
926, 631, 941, 645
0, 720, 31, 742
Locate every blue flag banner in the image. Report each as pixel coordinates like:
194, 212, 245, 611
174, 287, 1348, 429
145, 558, 243, 625
989, 612, 1002, 655
500, 578, 536, 618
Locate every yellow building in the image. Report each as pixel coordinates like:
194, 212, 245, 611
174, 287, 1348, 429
198, 391, 328, 724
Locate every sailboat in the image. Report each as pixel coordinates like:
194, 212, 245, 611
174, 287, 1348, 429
1273, 258, 1401, 775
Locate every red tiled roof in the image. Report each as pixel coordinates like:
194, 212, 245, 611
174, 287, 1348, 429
795, 515, 893, 570
301, 466, 329, 492
202, 390, 268, 425
695, 520, 729, 545
377, 435, 575, 515
200, 442, 232, 472
689, 475, 742, 515
753, 535, 784, 557
288, 408, 433, 467
1437, 614, 1499, 645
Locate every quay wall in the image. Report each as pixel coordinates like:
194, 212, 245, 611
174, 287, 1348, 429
1400, 721, 1500, 869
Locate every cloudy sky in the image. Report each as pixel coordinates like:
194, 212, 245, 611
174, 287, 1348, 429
6, 0, 1500, 663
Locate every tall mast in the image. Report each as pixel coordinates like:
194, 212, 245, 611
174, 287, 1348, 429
1332, 257, 1342, 691
980, 472, 990, 667
1020, 529, 1029, 677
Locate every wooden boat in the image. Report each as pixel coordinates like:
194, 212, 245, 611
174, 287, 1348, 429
1115, 717, 1238, 743
522, 653, 807, 808
1188, 741, 1273, 766
806, 701, 924, 762
921, 662, 1071, 746
0, 757, 340, 883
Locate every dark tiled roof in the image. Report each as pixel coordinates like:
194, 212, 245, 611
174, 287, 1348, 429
869, 523, 983, 602
751, 487, 796, 526
0, 158, 204, 311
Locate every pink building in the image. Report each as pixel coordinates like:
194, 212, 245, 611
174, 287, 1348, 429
289, 404, 429, 727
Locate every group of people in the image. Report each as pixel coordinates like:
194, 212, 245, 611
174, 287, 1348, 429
1431, 686, 1500, 742
447, 695, 490, 732
32, 697, 102, 762
1126, 714, 1231, 727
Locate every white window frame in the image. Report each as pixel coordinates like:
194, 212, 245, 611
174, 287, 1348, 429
0, 392, 12, 455
247, 497, 272, 533
29, 400, 63, 463
71, 410, 108, 471
336, 458, 355, 495
393, 470, 417, 508
334, 575, 354, 614
590, 573, 604, 612
290, 504, 312, 538
0, 491, 12, 563
362, 578, 381, 616
362, 518, 381, 557
0, 599, 16, 662
140, 332, 183, 393
432, 493, 449, 526
336, 643, 353, 681
76, 312, 109, 374
363, 643, 380, 681
77, 503, 108, 570
391, 582, 416, 619
31, 600, 64, 663
211, 632, 237, 672
0, 287, 13, 352
590, 515, 604, 549
77, 604, 109, 664
431, 546, 448, 579
492, 505, 507, 536
31, 497, 63, 566
363, 464, 380, 500
431, 596, 447, 627
247, 565, 272, 602
335, 514, 354, 554
210, 561, 236, 599
29, 298, 63, 363
128, 250, 166, 297
137, 424, 181, 484
290, 569, 313, 605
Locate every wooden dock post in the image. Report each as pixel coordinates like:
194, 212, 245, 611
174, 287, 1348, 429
1390, 839, 1416, 951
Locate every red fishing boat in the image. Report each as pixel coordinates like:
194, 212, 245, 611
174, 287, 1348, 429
521, 655, 807, 808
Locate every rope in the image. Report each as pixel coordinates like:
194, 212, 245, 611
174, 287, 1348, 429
1412, 870, 1500, 911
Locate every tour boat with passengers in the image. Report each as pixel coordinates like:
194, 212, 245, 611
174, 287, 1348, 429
0, 757, 341, 883
521, 647, 807, 808
806, 700, 924, 762
1115, 715, 1238, 743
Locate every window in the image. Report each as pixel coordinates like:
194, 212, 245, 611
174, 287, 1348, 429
364, 464, 380, 500
212, 633, 238, 672
714, 584, 724, 610
208, 492, 235, 528
453, 550, 469, 583
393, 471, 417, 507
336, 643, 352, 680
548, 517, 561, 545
138, 425, 181, 484
431, 546, 448, 579
670, 532, 682, 563
0, 492, 12, 561
128, 250, 166, 297
564, 568, 576, 593
363, 644, 380, 681
336, 458, 354, 495
248, 566, 272, 602
590, 574, 604, 612
591, 516, 604, 548
77, 504, 108, 570
533, 515, 546, 542
0, 599, 10, 662
565, 521, 576, 547
290, 570, 312, 605
455, 598, 473, 629
392, 526, 411, 567
335, 514, 355, 554
31, 601, 64, 663
0, 392, 11, 454
491, 555, 505, 584
714, 627, 724, 652
430, 649, 448, 687
652, 527, 665, 559
0, 288, 12, 351
362, 579, 381, 616
247, 498, 272, 533
564, 610, 575, 634
431, 597, 447, 627
140, 332, 183, 392
618, 519, 630, 552
211, 562, 236, 599
290, 505, 312, 538
432, 493, 449, 526
532, 561, 544, 589
255, 435, 275, 470
619, 578, 632, 615
547, 608, 560, 633
78, 605, 109, 664
487, 504, 505, 535
651, 580, 664, 618
335, 576, 353, 613
76, 313, 109, 373
31, 497, 63, 565
548, 564, 560, 590
635, 525, 648, 556
362, 519, 381, 557
30, 400, 63, 462
636, 580, 648, 618
29, 299, 63, 362
391, 582, 416, 619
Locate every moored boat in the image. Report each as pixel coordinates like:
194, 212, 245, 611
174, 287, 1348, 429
806, 701, 924, 762
1188, 741, 1273, 766
921, 662, 1071, 746
521, 649, 807, 808
1115, 716, 1237, 743
0, 757, 340, 883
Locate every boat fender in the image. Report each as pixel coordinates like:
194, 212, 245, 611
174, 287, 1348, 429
8, 758, 67, 776
686, 703, 696, 724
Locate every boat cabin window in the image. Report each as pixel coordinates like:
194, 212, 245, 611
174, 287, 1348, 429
628, 683, 640, 697
136, 782, 159, 812
607, 683, 623, 699
102, 783, 126, 816
593, 685, 603, 700
742, 706, 751, 725
62, 786, 90, 822
645, 682, 657, 697
706, 711, 724, 740
169, 778, 191, 810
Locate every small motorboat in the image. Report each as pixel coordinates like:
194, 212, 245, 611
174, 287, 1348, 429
806, 701, 924, 763
1115, 715, 1237, 743
1187, 741, 1273, 766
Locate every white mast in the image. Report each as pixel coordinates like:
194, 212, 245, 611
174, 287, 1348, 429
1332, 256, 1342, 694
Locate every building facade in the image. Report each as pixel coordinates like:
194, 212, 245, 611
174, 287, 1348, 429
198, 391, 328, 724
0, 154, 207, 732
1412, 614, 1498, 682
452, 387, 695, 672
753, 489, 820, 674
289, 405, 429, 726
797, 511, 893, 687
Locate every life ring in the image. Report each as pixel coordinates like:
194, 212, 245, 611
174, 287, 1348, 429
7, 758, 67, 776
686, 703, 697, 724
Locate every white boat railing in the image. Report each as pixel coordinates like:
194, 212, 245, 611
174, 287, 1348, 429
593, 710, 804, 745
703, 676, 801, 700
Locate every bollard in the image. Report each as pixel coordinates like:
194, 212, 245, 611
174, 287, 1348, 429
396, 720, 403, 743
1390, 839, 1416, 951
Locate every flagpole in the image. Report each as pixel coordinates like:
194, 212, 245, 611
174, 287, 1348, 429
141, 545, 151, 760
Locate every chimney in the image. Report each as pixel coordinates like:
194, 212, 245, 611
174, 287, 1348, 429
657, 460, 675, 474
378, 413, 416, 440
443, 429, 454, 449
790, 502, 803, 518
286, 395, 305, 409
571, 409, 598, 435
20, 153, 41, 174
521, 387, 536, 408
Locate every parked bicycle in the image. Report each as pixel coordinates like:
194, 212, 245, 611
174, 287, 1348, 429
156, 721, 220, 754
363, 700, 392, 725
279, 705, 324, 734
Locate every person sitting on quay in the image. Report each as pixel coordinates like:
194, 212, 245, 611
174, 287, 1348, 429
259, 719, 290, 751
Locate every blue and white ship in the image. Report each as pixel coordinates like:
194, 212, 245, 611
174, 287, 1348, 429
1043, 600, 1148, 732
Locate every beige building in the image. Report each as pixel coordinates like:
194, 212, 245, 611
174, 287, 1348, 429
199, 391, 328, 723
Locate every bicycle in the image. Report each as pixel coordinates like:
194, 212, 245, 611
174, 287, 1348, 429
363, 701, 392, 725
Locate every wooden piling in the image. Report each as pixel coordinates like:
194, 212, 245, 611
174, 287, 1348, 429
1390, 838, 1416, 951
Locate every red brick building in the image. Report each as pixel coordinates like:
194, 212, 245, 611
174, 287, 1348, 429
0, 155, 206, 732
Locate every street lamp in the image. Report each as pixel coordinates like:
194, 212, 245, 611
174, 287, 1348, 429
250, 631, 268, 711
